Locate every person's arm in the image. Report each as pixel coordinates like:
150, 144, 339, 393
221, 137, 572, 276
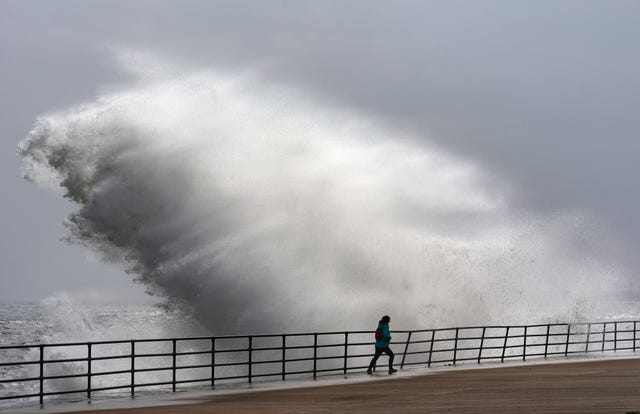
383, 325, 392, 342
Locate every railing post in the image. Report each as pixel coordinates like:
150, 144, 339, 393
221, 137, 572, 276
87, 343, 92, 400
313, 333, 318, 379
585, 324, 591, 354
172, 339, 177, 392
453, 328, 459, 366
211, 337, 216, 387
248, 336, 253, 384
523, 326, 527, 361
130, 340, 135, 397
544, 324, 550, 358
400, 331, 413, 369
564, 325, 570, 356
427, 330, 435, 367
281, 335, 286, 381
501, 327, 510, 363
343, 332, 348, 375
39, 345, 44, 405
602, 323, 606, 352
634, 322, 637, 352
614, 322, 618, 352
477, 327, 486, 364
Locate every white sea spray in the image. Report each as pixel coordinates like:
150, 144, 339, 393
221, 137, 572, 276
18, 54, 632, 336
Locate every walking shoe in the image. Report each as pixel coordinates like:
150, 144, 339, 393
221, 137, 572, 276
388, 368, 397, 375
367, 369, 373, 375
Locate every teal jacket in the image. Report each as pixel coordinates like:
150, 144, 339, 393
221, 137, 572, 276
375, 322, 392, 348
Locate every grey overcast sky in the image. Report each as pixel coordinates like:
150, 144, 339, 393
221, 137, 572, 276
1, 0, 639, 303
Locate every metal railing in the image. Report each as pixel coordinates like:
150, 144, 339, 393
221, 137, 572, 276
0, 320, 637, 405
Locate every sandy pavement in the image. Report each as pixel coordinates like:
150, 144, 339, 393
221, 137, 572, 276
60, 358, 640, 413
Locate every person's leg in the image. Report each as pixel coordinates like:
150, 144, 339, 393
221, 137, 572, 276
367, 347, 383, 372
383, 347, 396, 373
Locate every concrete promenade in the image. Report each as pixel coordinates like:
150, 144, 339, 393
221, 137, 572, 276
52, 358, 640, 414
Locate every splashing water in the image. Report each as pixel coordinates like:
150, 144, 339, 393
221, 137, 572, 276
18, 56, 631, 334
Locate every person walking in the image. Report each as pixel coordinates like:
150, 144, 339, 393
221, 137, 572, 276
367, 315, 397, 375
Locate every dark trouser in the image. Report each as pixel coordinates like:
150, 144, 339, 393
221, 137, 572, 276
368, 346, 394, 370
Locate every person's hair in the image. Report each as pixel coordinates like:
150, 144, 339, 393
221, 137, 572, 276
380, 315, 390, 324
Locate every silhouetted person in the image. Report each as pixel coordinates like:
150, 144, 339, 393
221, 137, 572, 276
367, 315, 397, 375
